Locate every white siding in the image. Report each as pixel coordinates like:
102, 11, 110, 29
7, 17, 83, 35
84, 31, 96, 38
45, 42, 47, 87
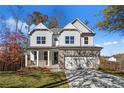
30, 31, 53, 47
63, 23, 77, 29
59, 31, 80, 46
108, 57, 117, 62
29, 19, 95, 47
30, 51, 34, 61
81, 36, 93, 46
72, 21, 91, 33
52, 35, 59, 47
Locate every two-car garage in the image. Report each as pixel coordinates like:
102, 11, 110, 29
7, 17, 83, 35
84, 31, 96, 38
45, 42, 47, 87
58, 47, 102, 70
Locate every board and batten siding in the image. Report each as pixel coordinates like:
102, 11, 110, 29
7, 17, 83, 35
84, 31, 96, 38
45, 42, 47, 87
30, 30, 53, 47
59, 31, 81, 46
73, 20, 91, 33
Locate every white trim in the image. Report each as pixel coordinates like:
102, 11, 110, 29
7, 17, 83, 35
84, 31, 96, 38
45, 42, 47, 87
28, 23, 52, 35
25, 54, 28, 67
63, 23, 77, 29
36, 51, 39, 66
47, 50, 50, 66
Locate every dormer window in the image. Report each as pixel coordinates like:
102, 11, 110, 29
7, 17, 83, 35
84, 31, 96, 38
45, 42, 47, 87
36, 36, 46, 44
84, 37, 88, 44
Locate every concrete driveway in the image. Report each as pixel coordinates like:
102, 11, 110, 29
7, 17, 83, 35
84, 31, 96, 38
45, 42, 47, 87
65, 69, 124, 88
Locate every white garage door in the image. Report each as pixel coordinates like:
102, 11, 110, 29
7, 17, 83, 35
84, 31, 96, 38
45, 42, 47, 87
65, 57, 100, 70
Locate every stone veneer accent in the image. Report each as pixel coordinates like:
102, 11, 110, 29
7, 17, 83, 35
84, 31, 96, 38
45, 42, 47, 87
58, 50, 65, 69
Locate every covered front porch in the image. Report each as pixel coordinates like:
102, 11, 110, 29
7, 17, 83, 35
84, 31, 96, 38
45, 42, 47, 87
25, 49, 59, 69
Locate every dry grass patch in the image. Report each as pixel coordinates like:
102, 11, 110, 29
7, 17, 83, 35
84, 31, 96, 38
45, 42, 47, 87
0, 67, 69, 88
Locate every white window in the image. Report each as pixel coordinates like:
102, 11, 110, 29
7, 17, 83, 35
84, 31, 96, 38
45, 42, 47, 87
41, 36, 46, 44
37, 36, 41, 44
65, 36, 69, 44
65, 36, 74, 44
84, 37, 88, 44
36, 36, 46, 44
70, 36, 74, 44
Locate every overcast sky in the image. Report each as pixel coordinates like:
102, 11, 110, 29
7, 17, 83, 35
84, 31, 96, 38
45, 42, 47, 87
0, 5, 124, 56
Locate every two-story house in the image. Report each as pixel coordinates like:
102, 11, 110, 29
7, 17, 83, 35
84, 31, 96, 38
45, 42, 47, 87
25, 18, 102, 70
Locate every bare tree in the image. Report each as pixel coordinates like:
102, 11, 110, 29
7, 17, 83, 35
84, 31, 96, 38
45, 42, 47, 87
8, 6, 24, 32
26, 11, 58, 30
48, 16, 58, 29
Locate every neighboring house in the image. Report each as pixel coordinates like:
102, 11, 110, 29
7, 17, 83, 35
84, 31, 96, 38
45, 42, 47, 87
108, 56, 124, 63
25, 18, 102, 70
108, 57, 117, 62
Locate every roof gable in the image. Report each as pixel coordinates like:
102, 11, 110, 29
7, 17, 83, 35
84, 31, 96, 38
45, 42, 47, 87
33, 23, 48, 30
59, 22, 80, 34
29, 23, 50, 35
71, 18, 95, 33
28, 18, 95, 35
63, 23, 77, 29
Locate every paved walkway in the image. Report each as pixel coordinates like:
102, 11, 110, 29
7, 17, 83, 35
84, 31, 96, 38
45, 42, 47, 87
65, 69, 124, 88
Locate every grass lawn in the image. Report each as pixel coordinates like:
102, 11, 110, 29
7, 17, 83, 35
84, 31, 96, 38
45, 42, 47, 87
0, 68, 69, 88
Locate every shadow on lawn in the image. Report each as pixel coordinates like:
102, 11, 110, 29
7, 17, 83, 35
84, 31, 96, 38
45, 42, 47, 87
37, 71, 82, 88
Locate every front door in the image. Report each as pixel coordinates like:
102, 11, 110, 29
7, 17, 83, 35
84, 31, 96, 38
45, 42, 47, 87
54, 52, 58, 65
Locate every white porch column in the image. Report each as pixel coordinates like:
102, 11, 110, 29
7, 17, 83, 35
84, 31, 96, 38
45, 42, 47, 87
47, 50, 50, 66
25, 53, 28, 67
36, 50, 39, 66
30, 51, 34, 61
